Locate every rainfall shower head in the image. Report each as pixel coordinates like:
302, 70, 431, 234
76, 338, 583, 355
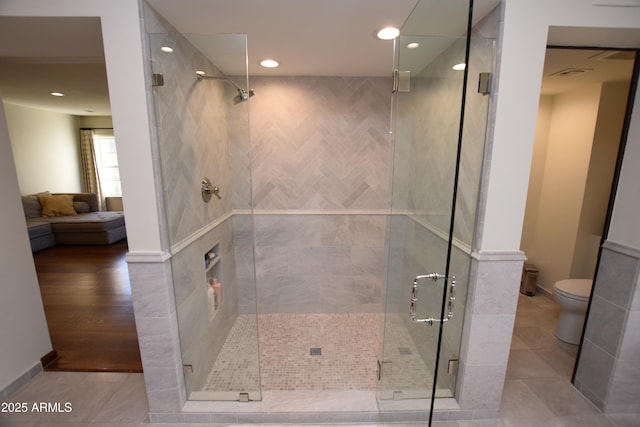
196, 72, 255, 103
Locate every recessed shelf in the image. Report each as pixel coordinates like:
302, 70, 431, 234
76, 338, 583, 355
205, 243, 223, 319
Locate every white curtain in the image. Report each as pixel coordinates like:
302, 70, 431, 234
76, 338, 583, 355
79, 129, 104, 211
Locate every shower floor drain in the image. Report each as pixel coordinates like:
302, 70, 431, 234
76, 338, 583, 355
310, 348, 322, 356
398, 347, 412, 355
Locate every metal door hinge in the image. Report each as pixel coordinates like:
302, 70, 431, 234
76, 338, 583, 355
152, 73, 164, 87
448, 359, 459, 375
377, 360, 392, 380
478, 72, 492, 95
392, 70, 411, 93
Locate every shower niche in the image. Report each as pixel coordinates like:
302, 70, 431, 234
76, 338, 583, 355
204, 243, 223, 319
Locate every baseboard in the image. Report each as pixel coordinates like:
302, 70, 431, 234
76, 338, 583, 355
40, 349, 59, 369
536, 285, 553, 298
0, 360, 43, 400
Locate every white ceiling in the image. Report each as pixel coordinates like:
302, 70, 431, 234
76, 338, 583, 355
0, 16, 110, 115
0, 1, 637, 116
541, 48, 635, 95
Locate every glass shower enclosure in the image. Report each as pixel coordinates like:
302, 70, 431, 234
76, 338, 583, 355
379, 0, 493, 412
149, 27, 260, 401
145, 0, 494, 421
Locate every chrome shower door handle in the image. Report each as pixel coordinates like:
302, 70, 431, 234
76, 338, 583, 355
410, 273, 456, 326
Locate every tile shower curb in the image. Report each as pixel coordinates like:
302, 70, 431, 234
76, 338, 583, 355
149, 397, 499, 424
149, 409, 498, 424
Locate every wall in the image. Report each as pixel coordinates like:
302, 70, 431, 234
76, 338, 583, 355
574, 80, 640, 414
462, 0, 640, 418
521, 84, 602, 291
520, 95, 552, 267
4, 102, 83, 194
0, 0, 159, 253
2, 0, 639, 422
0, 97, 53, 398
1, 0, 167, 414
571, 81, 630, 278
78, 115, 113, 128
522, 81, 629, 293
480, 0, 640, 250
249, 76, 391, 313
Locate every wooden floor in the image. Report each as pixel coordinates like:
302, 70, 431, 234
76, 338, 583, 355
33, 240, 143, 372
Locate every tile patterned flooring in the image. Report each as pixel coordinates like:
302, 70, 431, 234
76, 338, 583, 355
2, 293, 640, 426
256, 313, 381, 392
203, 313, 434, 397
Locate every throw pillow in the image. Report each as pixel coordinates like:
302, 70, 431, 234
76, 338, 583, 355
22, 195, 42, 218
38, 195, 77, 217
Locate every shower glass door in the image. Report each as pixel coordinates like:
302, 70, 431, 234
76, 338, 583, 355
379, 0, 473, 412
149, 29, 260, 402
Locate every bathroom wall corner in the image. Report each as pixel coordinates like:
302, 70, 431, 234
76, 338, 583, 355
127, 257, 186, 414
455, 251, 524, 412
575, 240, 640, 415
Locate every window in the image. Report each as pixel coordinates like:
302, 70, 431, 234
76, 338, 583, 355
92, 133, 121, 197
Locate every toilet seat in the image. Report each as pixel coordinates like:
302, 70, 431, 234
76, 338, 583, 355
553, 279, 592, 302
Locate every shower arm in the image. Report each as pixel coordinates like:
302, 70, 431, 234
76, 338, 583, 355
196, 73, 254, 100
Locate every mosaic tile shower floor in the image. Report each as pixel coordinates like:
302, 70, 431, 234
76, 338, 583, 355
203, 313, 437, 395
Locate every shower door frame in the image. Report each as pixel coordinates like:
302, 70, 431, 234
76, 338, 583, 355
378, 0, 474, 422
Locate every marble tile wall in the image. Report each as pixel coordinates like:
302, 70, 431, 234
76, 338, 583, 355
574, 240, 640, 414
395, 40, 464, 226
127, 257, 186, 413
253, 213, 386, 313
456, 250, 525, 418
171, 217, 244, 394
394, 38, 493, 247
233, 214, 258, 314
246, 76, 393, 314
248, 76, 392, 211
149, 27, 234, 246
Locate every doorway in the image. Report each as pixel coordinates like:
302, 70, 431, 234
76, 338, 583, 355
0, 16, 142, 372
517, 46, 637, 382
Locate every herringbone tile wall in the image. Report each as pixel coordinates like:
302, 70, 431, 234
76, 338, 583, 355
249, 76, 393, 210
247, 76, 393, 313
150, 30, 234, 246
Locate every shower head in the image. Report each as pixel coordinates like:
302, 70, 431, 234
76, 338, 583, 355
235, 87, 256, 103
196, 72, 255, 103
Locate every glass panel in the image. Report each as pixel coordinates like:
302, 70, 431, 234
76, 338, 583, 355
379, 0, 473, 408
149, 31, 260, 401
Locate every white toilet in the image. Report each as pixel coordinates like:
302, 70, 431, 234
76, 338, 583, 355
553, 279, 593, 345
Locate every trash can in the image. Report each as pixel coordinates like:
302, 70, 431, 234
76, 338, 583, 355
520, 263, 538, 296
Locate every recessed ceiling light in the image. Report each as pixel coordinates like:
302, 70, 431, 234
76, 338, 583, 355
160, 46, 174, 53
452, 63, 466, 71
407, 42, 420, 49
260, 59, 279, 68
376, 27, 400, 40
195, 70, 206, 76
50, 92, 64, 97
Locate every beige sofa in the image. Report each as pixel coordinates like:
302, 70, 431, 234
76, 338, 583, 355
22, 192, 126, 252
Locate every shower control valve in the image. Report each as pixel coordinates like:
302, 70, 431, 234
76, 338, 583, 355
201, 177, 222, 202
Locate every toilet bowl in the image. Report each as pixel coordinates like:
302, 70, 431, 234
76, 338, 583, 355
553, 279, 592, 344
